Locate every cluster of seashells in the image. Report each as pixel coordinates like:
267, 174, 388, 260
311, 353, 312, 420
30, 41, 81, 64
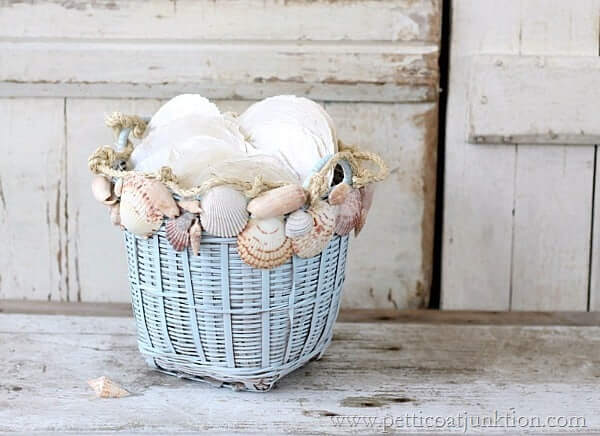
92, 173, 375, 269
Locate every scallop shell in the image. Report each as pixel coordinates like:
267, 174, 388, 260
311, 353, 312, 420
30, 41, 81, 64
119, 174, 179, 237
189, 219, 202, 256
200, 186, 248, 237
237, 217, 293, 268
113, 178, 123, 197
247, 184, 307, 219
291, 201, 337, 258
109, 203, 121, 227
355, 184, 376, 236
91, 175, 115, 204
334, 188, 362, 236
165, 212, 195, 251
88, 376, 129, 398
285, 209, 313, 238
328, 182, 352, 206
178, 199, 202, 214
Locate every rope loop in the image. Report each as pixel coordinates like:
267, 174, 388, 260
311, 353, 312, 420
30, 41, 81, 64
90, 112, 389, 202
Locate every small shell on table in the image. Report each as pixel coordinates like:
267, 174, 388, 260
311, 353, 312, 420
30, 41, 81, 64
109, 203, 121, 227
247, 184, 306, 219
334, 188, 362, 236
189, 219, 202, 256
91, 175, 117, 205
285, 209, 313, 238
237, 216, 293, 269
119, 174, 179, 237
328, 182, 352, 206
165, 212, 195, 251
178, 199, 202, 214
88, 376, 129, 398
355, 184, 376, 236
291, 201, 337, 258
200, 186, 248, 237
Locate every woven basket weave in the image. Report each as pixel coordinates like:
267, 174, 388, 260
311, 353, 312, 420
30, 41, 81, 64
124, 220, 349, 392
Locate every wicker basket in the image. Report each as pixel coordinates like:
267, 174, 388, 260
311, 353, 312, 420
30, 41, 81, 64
124, 228, 348, 391
89, 112, 387, 392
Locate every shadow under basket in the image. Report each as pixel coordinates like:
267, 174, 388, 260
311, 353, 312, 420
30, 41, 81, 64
123, 226, 349, 392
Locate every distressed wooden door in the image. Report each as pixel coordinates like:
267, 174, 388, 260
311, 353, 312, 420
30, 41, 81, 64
0, 0, 441, 309
443, 0, 600, 310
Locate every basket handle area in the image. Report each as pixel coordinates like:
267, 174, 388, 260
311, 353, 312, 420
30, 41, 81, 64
302, 154, 353, 194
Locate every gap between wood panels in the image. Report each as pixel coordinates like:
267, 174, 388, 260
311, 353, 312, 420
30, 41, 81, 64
429, 0, 451, 309
587, 145, 598, 311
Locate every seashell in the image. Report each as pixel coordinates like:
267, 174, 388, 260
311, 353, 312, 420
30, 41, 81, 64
189, 219, 202, 256
178, 199, 202, 214
237, 216, 293, 269
291, 201, 337, 258
119, 174, 179, 237
113, 178, 123, 197
328, 182, 352, 206
355, 184, 376, 236
88, 376, 129, 398
91, 175, 113, 203
109, 203, 121, 227
200, 186, 248, 237
247, 184, 307, 219
285, 209, 313, 238
165, 212, 195, 251
334, 188, 362, 236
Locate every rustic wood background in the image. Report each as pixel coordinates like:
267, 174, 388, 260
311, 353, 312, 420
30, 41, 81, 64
443, 0, 600, 310
0, 0, 441, 309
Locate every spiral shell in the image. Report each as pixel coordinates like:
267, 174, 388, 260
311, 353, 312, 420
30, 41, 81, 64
285, 209, 313, 238
334, 188, 362, 236
291, 201, 337, 258
247, 184, 306, 219
165, 212, 195, 251
88, 377, 129, 398
91, 175, 117, 205
237, 217, 293, 268
200, 186, 248, 237
119, 174, 179, 237
189, 220, 202, 256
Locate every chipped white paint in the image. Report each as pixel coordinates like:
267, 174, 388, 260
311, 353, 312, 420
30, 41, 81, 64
468, 55, 600, 145
0, 0, 441, 308
443, 0, 599, 310
1, 313, 599, 433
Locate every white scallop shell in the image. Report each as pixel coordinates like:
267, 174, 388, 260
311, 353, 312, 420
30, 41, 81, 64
334, 188, 362, 236
291, 201, 337, 258
285, 209, 313, 238
119, 174, 179, 237
239, 95, 337, 183
189, 220, 202, 256
247, 184, 306, 219
237, 217, 293, 269
200, 186, 248, 237
165, 212, 195, 251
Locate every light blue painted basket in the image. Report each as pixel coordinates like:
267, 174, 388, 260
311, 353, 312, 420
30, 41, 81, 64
117, 124, 352, 392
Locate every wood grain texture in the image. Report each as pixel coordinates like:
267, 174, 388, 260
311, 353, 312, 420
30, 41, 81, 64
1, 313, 599, 433
468, 55, 600, 145
0, 99, 67, 301
442, 0, 598, 310
1, 0, 441, 42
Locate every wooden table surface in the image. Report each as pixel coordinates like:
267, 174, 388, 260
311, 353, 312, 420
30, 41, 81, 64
1, 309, 599, 434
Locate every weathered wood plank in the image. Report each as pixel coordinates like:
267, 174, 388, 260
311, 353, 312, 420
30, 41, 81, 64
468, 55, 600, 145
0, 98, 67, 301
0, 0, 441, 42
0, 41, 439, 103
3, 300, 600, 326
0, 314, 598, 433
510, 0, 597, 311
443, 0, 599, 310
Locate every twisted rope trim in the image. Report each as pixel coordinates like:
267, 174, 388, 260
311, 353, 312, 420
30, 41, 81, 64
88, 112, 389, 201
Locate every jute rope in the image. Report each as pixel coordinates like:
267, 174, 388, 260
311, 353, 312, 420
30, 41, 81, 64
89, 112, 389, 203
